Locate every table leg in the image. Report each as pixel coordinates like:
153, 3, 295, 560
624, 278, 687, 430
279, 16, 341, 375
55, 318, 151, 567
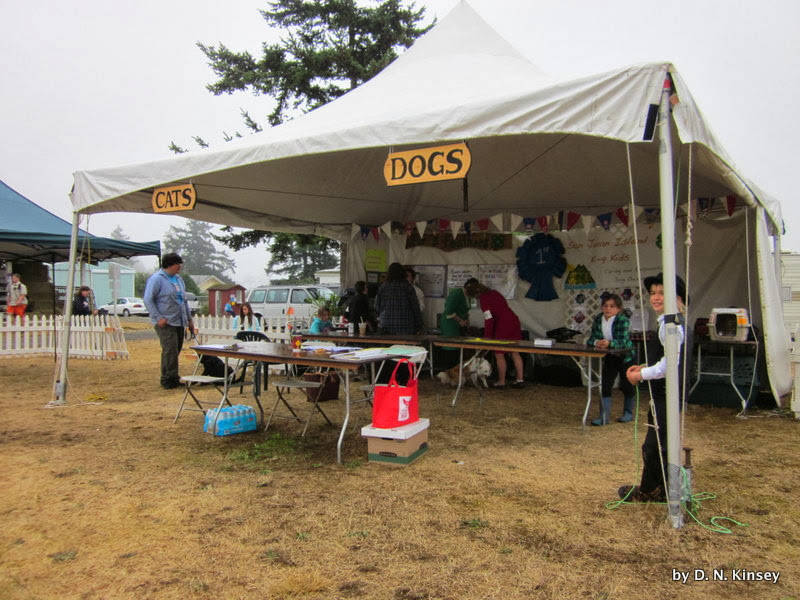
688, 344, 702, 396
728, 345, 749, 411
581, 357, 592, 427
252, 362, 265, 428
337, 370, 351, 464
450, 347, 465, 407
211, 356, 231, 433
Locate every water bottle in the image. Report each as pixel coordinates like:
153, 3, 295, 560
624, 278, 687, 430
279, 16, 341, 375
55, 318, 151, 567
347, 322, 354, 336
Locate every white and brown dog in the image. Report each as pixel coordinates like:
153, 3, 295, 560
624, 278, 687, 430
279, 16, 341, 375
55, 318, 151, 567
436, 356, 492, 388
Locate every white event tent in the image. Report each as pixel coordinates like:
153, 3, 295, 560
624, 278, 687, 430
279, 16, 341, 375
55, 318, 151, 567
63, 0, 791, 527
66, 2, 789, 404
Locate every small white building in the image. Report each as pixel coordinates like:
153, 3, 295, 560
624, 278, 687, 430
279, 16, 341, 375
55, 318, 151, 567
782, 252, 800, 338
315, 269, 340, 288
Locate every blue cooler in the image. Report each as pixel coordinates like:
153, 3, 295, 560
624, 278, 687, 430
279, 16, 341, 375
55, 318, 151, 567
204, 405, 258, 436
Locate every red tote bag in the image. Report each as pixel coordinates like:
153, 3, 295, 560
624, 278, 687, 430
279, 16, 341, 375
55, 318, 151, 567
372, 359, 419, 428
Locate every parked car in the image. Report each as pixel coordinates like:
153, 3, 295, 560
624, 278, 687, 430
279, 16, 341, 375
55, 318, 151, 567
184, 292, 200, 316
96, 297, 148, 317
246, 285, 334, 321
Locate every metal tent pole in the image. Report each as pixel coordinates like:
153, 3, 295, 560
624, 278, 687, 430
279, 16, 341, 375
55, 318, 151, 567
51, 211, 80, 405
657, 75, 684, 528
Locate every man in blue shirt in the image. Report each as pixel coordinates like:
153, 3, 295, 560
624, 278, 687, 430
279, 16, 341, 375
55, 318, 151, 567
144, 253, 194, 389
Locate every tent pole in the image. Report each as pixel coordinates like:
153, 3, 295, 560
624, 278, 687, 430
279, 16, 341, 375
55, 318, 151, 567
51, 258, 57, 363
657, 76, 684, 528
51, 211, 80, 405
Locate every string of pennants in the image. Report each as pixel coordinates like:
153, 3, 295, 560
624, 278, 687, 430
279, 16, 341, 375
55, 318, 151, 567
350, 195, 742, 240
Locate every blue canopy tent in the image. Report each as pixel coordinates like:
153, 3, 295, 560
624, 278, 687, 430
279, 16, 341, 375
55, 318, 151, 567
0, 179, 160, 263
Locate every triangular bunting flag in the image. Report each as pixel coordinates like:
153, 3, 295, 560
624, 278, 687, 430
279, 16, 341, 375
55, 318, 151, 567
615, 207, 629, 227
360, 225, 370, 240
537, 216, 548, 232
371, 227, 380, 241
554, 212, 563, 231
523, 217, 535, 231
438, 218, 450, 232
464, 222, 472, 235
450, 220, 462, 239
643, 208, 659, 223
726, 195, 737, 217
404, 222, 415, 236
351, 223, 360, 239
416, 221, 427, 238
476, 218, 490, 231
566, 211, 581, 231
581, 215, 594, 233
490, 213, 504, 232
597, 212, 613, 230
381, 221, 392, 238
509, 213, 523, 232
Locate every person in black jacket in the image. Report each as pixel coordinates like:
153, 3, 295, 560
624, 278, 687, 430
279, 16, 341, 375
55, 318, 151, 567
72, 286, 97, 316
346, 281, 375, 333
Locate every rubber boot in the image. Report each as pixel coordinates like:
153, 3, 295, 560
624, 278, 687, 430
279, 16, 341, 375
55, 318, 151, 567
591, 396, 612, 426
617, 395, 635, 422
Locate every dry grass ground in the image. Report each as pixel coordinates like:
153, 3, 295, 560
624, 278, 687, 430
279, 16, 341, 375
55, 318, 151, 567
1, 338, 798, 600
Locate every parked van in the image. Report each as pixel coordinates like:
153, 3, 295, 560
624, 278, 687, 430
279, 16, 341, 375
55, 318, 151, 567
246, 285, 334, 321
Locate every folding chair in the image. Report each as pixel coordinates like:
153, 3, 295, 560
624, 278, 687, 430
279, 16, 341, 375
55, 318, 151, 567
173, 353, 259, 424
265, 364, 335, 437
234, 330, 270, 394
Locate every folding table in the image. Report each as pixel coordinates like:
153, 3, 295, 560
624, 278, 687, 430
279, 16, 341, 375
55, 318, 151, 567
191, 341, 390, 463
432, 336, 617, 425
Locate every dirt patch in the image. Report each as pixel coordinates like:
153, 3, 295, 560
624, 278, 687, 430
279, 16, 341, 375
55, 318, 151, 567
0, 340, 798, 599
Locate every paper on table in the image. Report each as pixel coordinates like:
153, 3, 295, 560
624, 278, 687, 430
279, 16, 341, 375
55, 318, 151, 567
300, 342, 338, 351
463, 337, 516, 344
331, 347, 390, 361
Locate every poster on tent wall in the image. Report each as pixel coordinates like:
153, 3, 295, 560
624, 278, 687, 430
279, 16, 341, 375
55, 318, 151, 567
446, 264, 516, 299
479, 264, 517, 299
414, 265, 446, 298
547, 224, 672, 334
447, 265, 479, 292
553, 224, 666, 290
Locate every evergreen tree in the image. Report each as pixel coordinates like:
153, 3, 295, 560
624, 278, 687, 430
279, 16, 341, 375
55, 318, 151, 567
162, 220, 236, 281
198, 0, 432, 129
214, 229, 338, 283
108, 226, 139, 270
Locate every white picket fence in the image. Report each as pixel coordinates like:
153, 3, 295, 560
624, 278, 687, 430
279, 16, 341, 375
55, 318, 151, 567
0, 314, 129, 360
193, 314, 309, 344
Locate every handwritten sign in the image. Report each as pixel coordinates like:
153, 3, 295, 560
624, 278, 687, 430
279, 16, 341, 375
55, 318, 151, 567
414, 265, 446, 298
364, 249, 387, 273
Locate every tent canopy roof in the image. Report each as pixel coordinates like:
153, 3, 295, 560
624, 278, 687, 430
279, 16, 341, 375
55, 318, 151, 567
0, 179, 160, 262
70, 1, 782, 240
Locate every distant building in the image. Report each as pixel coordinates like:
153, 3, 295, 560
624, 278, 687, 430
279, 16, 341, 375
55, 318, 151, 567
190, 274, 231, 291
782, 252, 800, 336
51, 261, 135, 307
207, 284, 247, 316
315, 269, 340, 287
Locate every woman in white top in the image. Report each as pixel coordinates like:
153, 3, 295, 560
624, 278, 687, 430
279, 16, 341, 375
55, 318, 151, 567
232, 302, 262, 332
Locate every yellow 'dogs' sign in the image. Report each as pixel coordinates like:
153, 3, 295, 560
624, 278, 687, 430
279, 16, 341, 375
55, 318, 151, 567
383, 142, 470, 186
152, 183, 196, 213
